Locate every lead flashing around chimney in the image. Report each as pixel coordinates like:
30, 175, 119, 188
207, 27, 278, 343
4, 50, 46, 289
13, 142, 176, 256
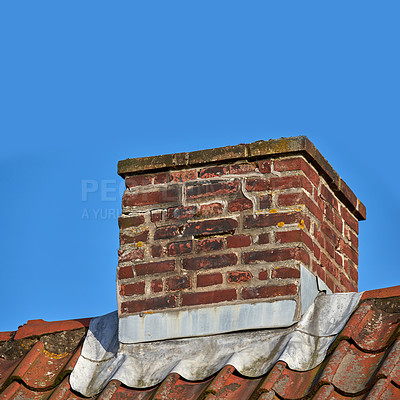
118, 265, 322, 344
118, 136, 366, 220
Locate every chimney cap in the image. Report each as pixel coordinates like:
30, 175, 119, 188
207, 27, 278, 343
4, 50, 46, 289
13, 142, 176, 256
118, 135, 365, 220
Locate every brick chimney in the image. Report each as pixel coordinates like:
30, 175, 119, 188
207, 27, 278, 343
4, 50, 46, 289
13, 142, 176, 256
117, 136, 365, 343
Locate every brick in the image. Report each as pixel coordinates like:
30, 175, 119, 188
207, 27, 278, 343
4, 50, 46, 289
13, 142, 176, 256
258, 233, 269, 244
151, 280, 163, 293
258, 270, 269, 280
347, 228, 358, 250
151, 210, 163, 223
166, 276, 191, 291
340, 273, 357, 292
154, 173, 168, 184
199, 166, 227, 178
227, 271, 253, 283
260, 195, 272, 209
151, 245, 163, 258
118, 248, 145, 262
120, 230, 149, 245
342, 242, 359, 264
322, 221, 337, 245
123, 188, 179, 207
258, 159, 272, 173
167, 206, 197, 220
335, 251, 343, 267
242, 284, 297, 300
270, 175, 313, 194
227, 235, 251, 248
183, 253, 238, 271
244, 212, 301, 229
121, 295, 177, 314
229, 163, 256, 174
186, 180, 239, 199
184, 218, 238, 237
170, 170, 197, 182
118, 215, 145, 229
167, 241, 192, 256
182, 289, 237, 306
321, 185, 338, 211
272, 267, 300, 279
245, 178, 269, 192
326, 239, 335, 258
135, 260, 175, 276
120, 281, 145, 296
154, 225, 180, 240
333, 212, 343, 234
341, 206, 359, 234
321, 253, 338, 278
199, 202, 224, 217
228, 198, 252, 212
275, 230, 313, 252
243, 247, 309, 265
118, 266, 133, 280
347, 261, 358, 283
274, 157, 320, 188
197, 273, 223, 287
278, 192, 323, 222
313, 242, 321, 261
125, 175, 152, 188
312, 261, 326, 282
196, 238, 224, 252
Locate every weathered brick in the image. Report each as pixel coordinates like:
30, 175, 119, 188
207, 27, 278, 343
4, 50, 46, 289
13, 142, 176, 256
258, 233, 270, 244
322, 221, 337, 245
186, 180, 239, 199
167, 241, 192, 256
125, 175, 152, 188
183, 253, 238, 271
275, 229, 313, 252
154, 172, 168, 184
120, 230, 149, 245
184, 218, 238, 237
135, 260, 175, 276
197, 273, 223, 287
227, 271, 253, 283
341, 206, 359, 234
321, 185, 338, 211
118, 248, 145, 262
151, 245, 163, 258
321, 253, 338, 278
196, 238, 224, 252
199, 203, 224, 217
118, 215, 145, 229
258, 159, 272, 173
120, 281, 145, 296
340, 273, 357, 292
228, 198, 252, 212
342, 242, 359, 264
242, 284, 297, 300
167, 206, 197, 220
270, 175, 313, 194
243, 247, 309, 265
244, 212, 301, 229
121, 295, 177, 314
229, 163, 256, 174
123, 188, 179, 207
245, 178, 269, 192
166, 276, 191, 291
170, 170, 197, 182
278, 192, 323, 222
274, 157, 320, 188
199, 166, 227, 179
259, 195, 272, 209
118, 266, 133, 280
151, 279, 163, 293
271, 267, 300, 279
226, 235, 251, 248
258, 270, 269, 280
325, 239, 335, 258
154, 225, 180, 240
182, 289, 237, 306
151, 210, 163, 223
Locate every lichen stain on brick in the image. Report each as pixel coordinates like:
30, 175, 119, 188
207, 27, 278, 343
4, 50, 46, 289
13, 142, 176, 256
277, 222, 285, 227
299, 219, 305, 229
269, 209, 278, 213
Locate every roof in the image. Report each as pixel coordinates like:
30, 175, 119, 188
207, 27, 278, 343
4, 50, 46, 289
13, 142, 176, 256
1, 286, 399, 399
117, 136, 366, 221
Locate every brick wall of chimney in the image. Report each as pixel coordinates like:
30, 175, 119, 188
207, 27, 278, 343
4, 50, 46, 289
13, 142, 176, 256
117, 140, 364, 317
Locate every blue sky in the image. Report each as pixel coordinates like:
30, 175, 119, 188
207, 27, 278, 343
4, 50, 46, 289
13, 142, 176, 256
1, 1, 399, 331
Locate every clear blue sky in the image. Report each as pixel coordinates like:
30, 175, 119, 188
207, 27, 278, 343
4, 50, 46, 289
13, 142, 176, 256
1, 1, 399, 331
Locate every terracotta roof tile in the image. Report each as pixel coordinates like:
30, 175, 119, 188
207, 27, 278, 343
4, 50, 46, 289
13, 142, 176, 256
0, 286, 399, 399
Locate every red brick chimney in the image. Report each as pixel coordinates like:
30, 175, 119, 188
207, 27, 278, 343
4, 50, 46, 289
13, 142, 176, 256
116, 136, 365, 342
